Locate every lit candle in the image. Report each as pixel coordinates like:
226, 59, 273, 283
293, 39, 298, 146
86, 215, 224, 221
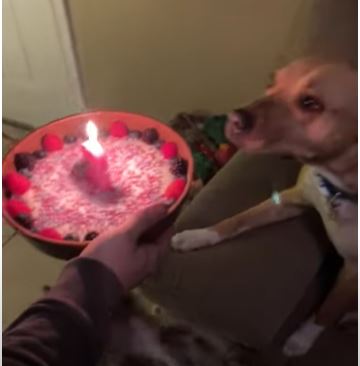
82, 121, 112, 191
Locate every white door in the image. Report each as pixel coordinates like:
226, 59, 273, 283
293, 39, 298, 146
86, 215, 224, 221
3, 0, 84, 127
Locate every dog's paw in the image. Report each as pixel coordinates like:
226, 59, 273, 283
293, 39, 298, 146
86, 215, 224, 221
283, 318, 324, 357
171, 229, 220, 252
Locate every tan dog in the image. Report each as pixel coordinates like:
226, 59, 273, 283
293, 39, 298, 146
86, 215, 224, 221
172, 59, 357, 356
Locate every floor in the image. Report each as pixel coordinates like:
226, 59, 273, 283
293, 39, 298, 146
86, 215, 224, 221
3, 122, 65, 329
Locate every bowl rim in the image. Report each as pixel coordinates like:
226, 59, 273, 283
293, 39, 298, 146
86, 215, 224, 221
3, 109, 194, 249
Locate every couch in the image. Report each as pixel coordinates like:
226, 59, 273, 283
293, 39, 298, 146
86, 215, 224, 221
143, 153, 357, 365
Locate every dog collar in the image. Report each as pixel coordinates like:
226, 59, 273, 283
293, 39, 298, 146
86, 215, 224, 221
317, 174, 358, 204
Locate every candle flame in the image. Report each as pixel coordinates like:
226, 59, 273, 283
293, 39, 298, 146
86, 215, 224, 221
86, 120, 99, 141
82, 120, 104, 157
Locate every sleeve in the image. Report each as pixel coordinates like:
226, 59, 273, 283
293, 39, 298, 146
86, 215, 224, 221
2, 257, 125, 366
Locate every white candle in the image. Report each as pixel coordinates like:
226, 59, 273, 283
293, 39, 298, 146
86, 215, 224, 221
82, 120, 104, 157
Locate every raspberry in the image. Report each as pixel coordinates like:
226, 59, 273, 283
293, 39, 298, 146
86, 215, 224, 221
39, 228, 62, 240
6, 199, 31, 218
42, 134, 64, 152
170, 158, 188, 177
142, 128, 159, 144
110, 121, 128, 138
161, 142, 178, 159
14, 153, 36, 171
4, 172, 31, 195
164, 179, 186, 201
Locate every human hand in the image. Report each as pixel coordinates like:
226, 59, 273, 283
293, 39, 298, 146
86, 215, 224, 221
80, 204, 172, 291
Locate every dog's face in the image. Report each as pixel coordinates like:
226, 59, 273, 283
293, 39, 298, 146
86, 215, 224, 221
226, 59, 357, 163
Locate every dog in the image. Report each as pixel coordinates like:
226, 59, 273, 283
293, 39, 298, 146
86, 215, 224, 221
40, 286, 246, 365
172, 58, 358, 356
101, 290, 247, 366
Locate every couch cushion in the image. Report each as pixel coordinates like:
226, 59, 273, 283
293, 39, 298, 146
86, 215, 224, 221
143, 153, 334, 347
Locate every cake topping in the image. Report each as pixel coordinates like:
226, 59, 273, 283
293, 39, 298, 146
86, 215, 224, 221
161, 142, 178, 159
4, 172, 31, 195
6, 199, 31, 217
129, 130, 142, 139
164, 178, 186, 200
84, 231, 99, 241
33, 150, 47, 159
170, 158, 188, 177
18, 169, 32, 178
142, 128, 159, 144
15, 214, 33, 230
110, 121, 128, 138
154, 140, 164, 149
42, 134, 64, 152
64, 135, 78, 144
4, 190, 12, 199
14, 153, 36, 171
64, 233, 80, 241
38, 228, 62, 240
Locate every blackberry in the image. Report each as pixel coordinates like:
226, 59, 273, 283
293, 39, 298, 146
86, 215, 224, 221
15, 214, 33, 229
84, 231, 99, 241
64, 233, 80, 241
129, 130, 142, 139
14, 153, 36, 171
142, 128, 159, 144
64, 135, 77, 144
171, 158, 188, 177
33, 150, 47, 159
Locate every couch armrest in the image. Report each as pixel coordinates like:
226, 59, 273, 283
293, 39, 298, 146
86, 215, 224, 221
143, 154, 336, 348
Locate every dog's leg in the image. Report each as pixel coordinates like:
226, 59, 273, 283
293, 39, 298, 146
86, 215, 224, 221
316, 263, 357, 325
172, 187, 306, 251
283, 263, 357, 357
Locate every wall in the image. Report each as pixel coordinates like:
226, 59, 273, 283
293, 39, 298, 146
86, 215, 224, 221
278, 0, 357, 67
67, 0, 357, 122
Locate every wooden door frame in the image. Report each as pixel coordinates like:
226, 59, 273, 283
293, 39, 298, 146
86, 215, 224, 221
51, 0, 85, 111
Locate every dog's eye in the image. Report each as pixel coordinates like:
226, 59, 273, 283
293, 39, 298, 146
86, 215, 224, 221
298, 95, 324, 112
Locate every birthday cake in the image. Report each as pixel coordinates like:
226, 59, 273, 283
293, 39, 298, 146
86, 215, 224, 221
3, 121, 188, 242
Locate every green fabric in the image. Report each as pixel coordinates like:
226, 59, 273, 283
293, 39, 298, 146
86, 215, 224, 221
203, 115, 228, 146
193, 151, 217, 182
169, 113, 229, 183
190, 115, 228, 182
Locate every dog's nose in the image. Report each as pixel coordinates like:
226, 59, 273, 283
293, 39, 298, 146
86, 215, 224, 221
230, 108, 255, 132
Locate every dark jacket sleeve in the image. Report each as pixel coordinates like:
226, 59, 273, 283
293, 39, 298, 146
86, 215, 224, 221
3, 257, 124, 366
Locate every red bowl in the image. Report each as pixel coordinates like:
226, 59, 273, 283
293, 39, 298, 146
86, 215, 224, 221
3, 111, 193, 258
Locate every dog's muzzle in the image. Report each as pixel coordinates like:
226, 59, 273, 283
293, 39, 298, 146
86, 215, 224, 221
228, 108, 255, 133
